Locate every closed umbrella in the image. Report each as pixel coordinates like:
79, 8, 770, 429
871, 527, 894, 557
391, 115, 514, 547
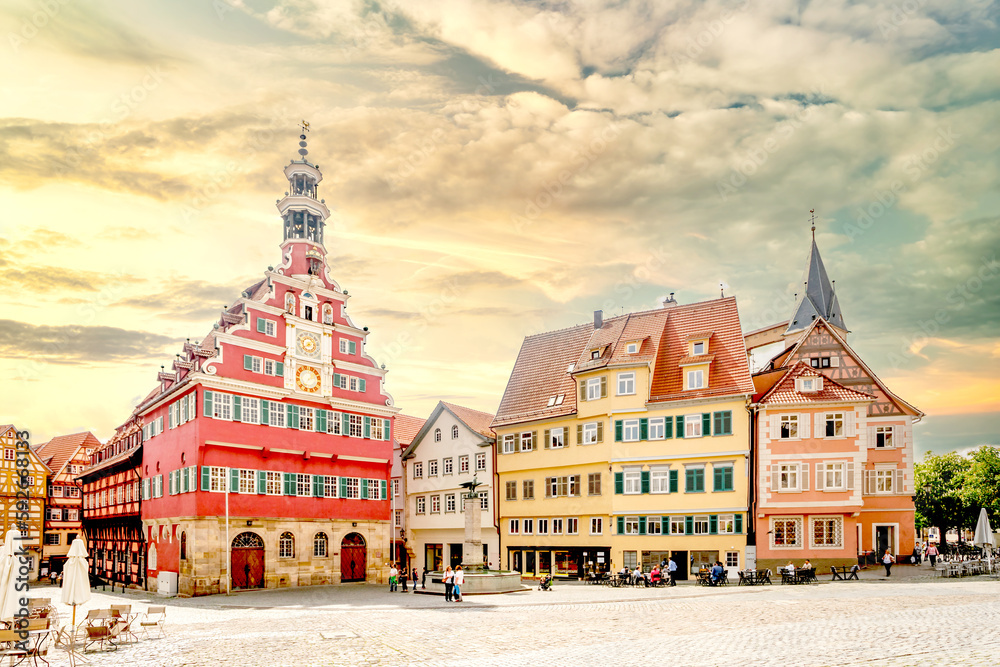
974, 508, 995, 550
0, 527, 24, 621
61, 538, 91, 625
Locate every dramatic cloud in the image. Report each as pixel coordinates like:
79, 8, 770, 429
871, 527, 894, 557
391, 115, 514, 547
0, 319, 178, 364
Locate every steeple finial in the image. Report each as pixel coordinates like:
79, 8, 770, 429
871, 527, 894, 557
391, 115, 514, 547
809, 209, 816, 240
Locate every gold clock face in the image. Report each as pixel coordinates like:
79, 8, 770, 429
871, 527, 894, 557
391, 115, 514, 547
297, 332, 320, 357
296, 365, 321, 393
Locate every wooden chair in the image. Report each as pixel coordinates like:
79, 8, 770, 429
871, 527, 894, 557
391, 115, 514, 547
139, 607, 166, 640
23, 618, 51, 666
110, 607, 138, 645
84, 625, 116, 653
0, 629, 28, 666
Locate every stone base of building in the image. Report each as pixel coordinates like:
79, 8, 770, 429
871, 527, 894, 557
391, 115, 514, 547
143, 515, 391, 597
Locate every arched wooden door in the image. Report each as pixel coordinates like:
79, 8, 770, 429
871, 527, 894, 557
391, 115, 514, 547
341, 533, 367, 582
232, 532, 265, 590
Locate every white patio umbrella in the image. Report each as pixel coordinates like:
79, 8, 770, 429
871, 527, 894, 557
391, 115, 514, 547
61, 538, 91, 626
974, 508, 995, 570
0, 527, 23, 621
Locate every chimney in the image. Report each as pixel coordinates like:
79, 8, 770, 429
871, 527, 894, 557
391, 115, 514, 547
661, 292, 678, 309
594, 310, 603, 330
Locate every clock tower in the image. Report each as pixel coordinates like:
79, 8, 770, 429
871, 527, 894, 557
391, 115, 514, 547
276, 128, 333, 281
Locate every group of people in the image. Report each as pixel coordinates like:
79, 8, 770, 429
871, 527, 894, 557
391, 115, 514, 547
442, 565, 465, 602
388, 564, 423, 592
781, 559, 813, 574
616, 557, 679, 586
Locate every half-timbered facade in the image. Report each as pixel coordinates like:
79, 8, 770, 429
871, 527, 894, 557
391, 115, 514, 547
0, 424, 49, 580
134, 131, 399, 596
35, 431, 98, 577
79, 414, 145, 588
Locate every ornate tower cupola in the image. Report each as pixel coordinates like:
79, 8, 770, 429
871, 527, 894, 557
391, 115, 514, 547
276, 123, 331, 277
784, 210, 847, 338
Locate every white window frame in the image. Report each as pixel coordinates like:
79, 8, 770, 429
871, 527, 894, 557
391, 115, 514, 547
349, 414, 364, 438
443, 457, 453, 475
823, 462, 846, 491
623, 469, 641, 495
213, 393, 232, 420
416, 496, 426, 514
590, 517, 602, 535
523, 519, 534, 535
503, 435, 516, 454
692, 341, 705, 355
413, 462, 423, 479
242, 397, 260, 425
551, 518, 563, 535
693, 515, 710, 535
648, 417, 665, 440
264, 359, 276, 376
582, 422, 598, 445
269, 401, 285, 427
779, 464, 800, 492
209, 466, 227, 493
717, 514, 735, 534
626, 342, 638, 354
647, 516, 662, 535
460, 455, 470, 472
624, 516, 640, 535
445, 494, 456, 513
567, 517, 578, 535
476, 452, 487, 471
650, 468, 670, 494
266, 471, 282, 495
428, 459, 438, 477
509, 519, 520, 535
520, 432, 533, 452
770, 516, 803, 549
875, 425, 895, 448
811, 516, 843, 549
549, 427, 564, 449
430, 495, 440, 514
670, 516, 686, 535
586, 377, 601, 401
260, 319, 276, 336
825, 412, 845, 438
617, 372, 635, 396
685, 414, 702, 438
537, 518, 549, 535
779, 414, 799, 439
622, 419, 640, 442
296, 473, 311, 497
876, 469, 894, 494
238, 469, 255, 494
686, 369, 704, 390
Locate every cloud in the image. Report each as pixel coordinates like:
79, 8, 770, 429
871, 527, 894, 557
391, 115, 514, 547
114, 278, 260, 321
0, 319, 178, 364
2, 265, 107, 293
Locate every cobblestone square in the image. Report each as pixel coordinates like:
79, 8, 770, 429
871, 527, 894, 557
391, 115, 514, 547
31, 566, 1000, 666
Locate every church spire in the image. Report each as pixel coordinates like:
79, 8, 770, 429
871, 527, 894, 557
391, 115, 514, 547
275, 122, 331, 277
784, 210, 847, 335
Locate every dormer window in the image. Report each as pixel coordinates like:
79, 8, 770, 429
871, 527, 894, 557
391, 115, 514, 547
546, 394, 565, 407
796, 377, 823, 393
692, 341, 705, 355
591, 349, 601, 360
686, 369, 705, 390
626, 342, 639, 354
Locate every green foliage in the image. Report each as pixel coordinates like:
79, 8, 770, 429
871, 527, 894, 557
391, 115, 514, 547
915, 447, 1000, 537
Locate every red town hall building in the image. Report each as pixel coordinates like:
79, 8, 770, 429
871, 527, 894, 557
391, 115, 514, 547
132, 133, 398, 596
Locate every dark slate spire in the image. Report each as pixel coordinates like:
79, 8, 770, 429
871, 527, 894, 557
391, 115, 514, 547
785, 211, 847, 334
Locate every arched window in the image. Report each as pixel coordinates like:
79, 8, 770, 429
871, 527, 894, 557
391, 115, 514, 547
180, 532, 187, 560
279, 531, 295, 559
434, 428, 442, 442
148, 543, 157, 570
285, 293, 295, 314
313, 532, 329, 558
452, 425, 459, 439
323, 304, 333, 325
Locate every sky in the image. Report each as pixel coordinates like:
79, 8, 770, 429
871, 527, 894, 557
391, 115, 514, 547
0, 0, 997, 457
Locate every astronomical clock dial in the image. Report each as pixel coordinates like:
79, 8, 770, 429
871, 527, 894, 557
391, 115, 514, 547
296, 365, 321, 393
296, 332, 320, 358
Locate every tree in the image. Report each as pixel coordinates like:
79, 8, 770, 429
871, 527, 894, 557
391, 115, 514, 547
914, 452, 973, 542
963, 446, 1000, 522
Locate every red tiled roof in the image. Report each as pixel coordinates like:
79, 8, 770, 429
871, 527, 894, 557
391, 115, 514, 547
687, 331, 714, 341
649, 297, 755, 402
678, 353, 716, 366
751, 367, 787, 402
35, 432, 101, 477
606, 311, 671, 367
758, 362, 875, 405
493, 322, 596, 427
442, 402, 496, 439
393, 414, 426, 446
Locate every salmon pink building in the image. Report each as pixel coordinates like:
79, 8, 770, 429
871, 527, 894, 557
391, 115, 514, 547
134, 131, 399, 596
748, 226, 923, 572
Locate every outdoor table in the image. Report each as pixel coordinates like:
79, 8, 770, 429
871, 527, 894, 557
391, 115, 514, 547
831, 566, 859, 581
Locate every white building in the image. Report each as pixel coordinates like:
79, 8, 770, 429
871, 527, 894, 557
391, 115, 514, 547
403, 402, 499, 571
390, 414, 425, 571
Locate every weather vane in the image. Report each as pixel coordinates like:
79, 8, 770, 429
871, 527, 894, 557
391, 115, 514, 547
810, 209, 817, 238
300, 119, 310, 133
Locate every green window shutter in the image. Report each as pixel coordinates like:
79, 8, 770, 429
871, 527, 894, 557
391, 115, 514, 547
201, 466, 210, 491
614, 420, 623, 442
579, 380, 587, 401
383, 419, 391, 440
289, 404, 300, 429
685, 516, 694, 534
735, 514, 743, 534
675, 415, 685, 438
333, 372, 341, 387
317, 409, 327, 433
233, 395, 242, 422
313, 474, 323, 497
283, 473, 295, 496
364, 416, 371, 439
662, 517, 669, 535
725, 467, 733, 491
349, 341, 357, 355
722, 411, 732, 435
669, 470, 678, 493
340, 477, 348, 498
230, 468, 239, 493
204, 390, 213, 418
244, 355, 253, 371
275, 362, 284, 377
141, 478, 149, 500
640, 470, 650, 494
617, 516, 625, 535
713, 411, 722, 435
359, 378, 366, 392
665, 417, 673, 439
576, 424, 583, 444
261, 400, 269, 425
543, 429, 550, 449
702, 413, 711, 435
600, 376, 607, 398
167, 471, 174, 495
638, 516, 647, 535
181, 468, 188, 493
614, 472, 623, 494
709, 515, 718, 535
256, 318, 266, 333
257, 470, 266, 494
639, 418, 648, 440
380, 480, 387, 500
361, 479, 369, 500
713, 466, 723, 492
342, 412, 349, 435
597, 421, 604, 442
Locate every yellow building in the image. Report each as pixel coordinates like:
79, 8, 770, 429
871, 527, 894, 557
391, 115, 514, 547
0, 425, 50, 580
493, 297, 755, 580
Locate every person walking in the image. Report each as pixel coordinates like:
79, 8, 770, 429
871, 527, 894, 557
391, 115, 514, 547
400, 566, 409, 592
443, 566, 454, 602
667, 556, 677, 586
389, 563, 398, 592
421, 566, 428, 589
412, 567, 419, 593
453, 565, 464, 602
882, 549, 895, 577
926, 543, 939, 567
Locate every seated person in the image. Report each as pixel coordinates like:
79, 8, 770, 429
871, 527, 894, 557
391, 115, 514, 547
632, 565, 643, 584
650, 565, 661, 583
784, 561, 796, 574
801, 559, 813, 571
710, 561, 725, 583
